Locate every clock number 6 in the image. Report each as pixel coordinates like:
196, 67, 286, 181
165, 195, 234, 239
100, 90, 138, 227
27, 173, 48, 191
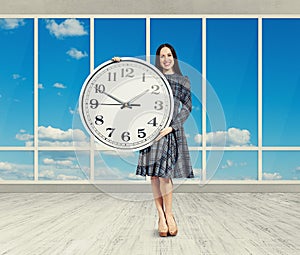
121, 132, 130, 142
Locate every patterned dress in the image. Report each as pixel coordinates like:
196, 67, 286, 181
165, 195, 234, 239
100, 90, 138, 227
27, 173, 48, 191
136, 73, 194, 179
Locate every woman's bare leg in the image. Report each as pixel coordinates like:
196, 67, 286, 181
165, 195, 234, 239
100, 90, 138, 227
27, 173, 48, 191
159, 177, 173, 214
151, 177, 168, 231
159, 178, 177, 235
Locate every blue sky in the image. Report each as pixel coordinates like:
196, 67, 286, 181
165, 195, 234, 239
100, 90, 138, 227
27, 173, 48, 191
207, 18, 258, 146
263, 19, 300, 146
0, 18, 299, 181
0, 18, 34, 146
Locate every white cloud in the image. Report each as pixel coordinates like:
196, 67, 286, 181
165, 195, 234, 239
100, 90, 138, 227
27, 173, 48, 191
94, 166, 124, 179
221, 159, 247, 169
0, 162, 13, 171
53, 83, 66, 89
67, 48, 88, 60
46, 19, 88, 38
101, 150, 135, 158
127, 173, 145, 180
263, 172, 282, 180
39, 126, 85, 141
221, 160, 232, 169
38, 83, 44, 89
57, 174, 82, 180
0, 19, 25, 30
43, 158, 73, 166
185, 133, 190, 139
194, 134, 202, 144
69, 107, 76, 115
12, 74, 21, 79
15, 132, 34, 141
227, 128, 250, 146
15, 126, 89, 147
39, 170, 55, 179
194, 127, 251, 146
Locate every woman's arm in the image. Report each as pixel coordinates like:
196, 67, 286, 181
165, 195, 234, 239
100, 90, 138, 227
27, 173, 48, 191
155, 76, 192, 141
170, 76, 192, 131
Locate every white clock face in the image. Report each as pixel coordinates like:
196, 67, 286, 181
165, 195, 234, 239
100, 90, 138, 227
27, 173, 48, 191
79, 57, 174, 151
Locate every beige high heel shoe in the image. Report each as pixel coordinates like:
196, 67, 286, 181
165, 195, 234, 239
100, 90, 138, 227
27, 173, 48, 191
166, 214, 178, 236
158, 217, 168, 237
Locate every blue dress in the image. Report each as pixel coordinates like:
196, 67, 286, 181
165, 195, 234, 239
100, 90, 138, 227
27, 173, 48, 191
136, 73, 194, 179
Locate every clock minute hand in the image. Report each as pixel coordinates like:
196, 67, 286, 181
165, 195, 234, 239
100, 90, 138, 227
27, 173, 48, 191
100, 103, 141, 106
121, 89, 149, 109
103, 91, 132, 109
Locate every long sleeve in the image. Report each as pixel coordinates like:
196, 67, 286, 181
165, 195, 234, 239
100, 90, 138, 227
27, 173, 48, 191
170, 76, 192, 131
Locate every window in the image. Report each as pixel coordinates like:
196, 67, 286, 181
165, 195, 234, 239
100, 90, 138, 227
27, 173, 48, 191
206, 19, 258, 147
263, 19, 300, 146
0, 16, 299, 184
0, 18, 34, 146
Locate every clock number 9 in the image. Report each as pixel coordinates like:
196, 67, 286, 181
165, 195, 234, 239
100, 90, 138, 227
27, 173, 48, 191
90, 99, 99, 109
154, 100, 163, 110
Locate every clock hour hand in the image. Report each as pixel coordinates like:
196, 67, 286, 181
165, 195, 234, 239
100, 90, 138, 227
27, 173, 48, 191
121, 89, 149, 109
102, 91, 132, 109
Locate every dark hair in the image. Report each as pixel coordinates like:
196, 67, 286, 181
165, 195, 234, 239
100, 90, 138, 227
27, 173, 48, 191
155, 43, 183, 75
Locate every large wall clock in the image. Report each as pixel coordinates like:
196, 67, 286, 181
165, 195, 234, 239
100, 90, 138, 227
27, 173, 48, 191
79, 57, 174, 151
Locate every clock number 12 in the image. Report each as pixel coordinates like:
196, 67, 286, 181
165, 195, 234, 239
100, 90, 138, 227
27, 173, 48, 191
108, 68, 135, 81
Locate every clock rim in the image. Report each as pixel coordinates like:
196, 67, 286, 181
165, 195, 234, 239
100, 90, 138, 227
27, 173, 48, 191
79, 57, 174, 151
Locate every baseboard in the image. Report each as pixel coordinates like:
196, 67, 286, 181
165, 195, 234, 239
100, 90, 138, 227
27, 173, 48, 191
0, 183, 299, 193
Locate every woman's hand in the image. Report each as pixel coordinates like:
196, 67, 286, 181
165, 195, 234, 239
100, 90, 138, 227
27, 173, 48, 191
155, 127, 173, 141
112, 56, 121, 62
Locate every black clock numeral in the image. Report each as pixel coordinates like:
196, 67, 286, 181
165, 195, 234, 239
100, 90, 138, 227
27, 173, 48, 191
106, 128, 115, 137
121, 68, 134, 78
142, 73, 146, 82
90, 99, 99, 109
95, 115, 104, 125
151, 85, 160, 94
154, 100, 163, 110
147, 117, 157, 127
121, 131, 130, 142
108, 72, 117, 81
95, 84, 105, 93
138, 129, 146, 138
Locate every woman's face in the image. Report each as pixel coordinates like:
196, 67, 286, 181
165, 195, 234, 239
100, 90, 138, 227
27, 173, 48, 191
159, 47, 175, 74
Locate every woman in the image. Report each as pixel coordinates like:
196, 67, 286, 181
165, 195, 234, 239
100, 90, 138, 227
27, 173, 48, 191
136, 43, 194, 237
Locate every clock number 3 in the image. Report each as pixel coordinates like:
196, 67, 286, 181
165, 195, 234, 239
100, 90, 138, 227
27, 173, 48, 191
154, 100, 163, 110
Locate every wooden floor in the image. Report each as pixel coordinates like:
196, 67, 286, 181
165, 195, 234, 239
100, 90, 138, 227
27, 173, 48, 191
0, 193, 299, 255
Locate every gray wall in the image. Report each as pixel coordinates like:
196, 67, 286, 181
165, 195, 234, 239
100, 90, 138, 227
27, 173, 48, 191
0, 0, 300, 14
